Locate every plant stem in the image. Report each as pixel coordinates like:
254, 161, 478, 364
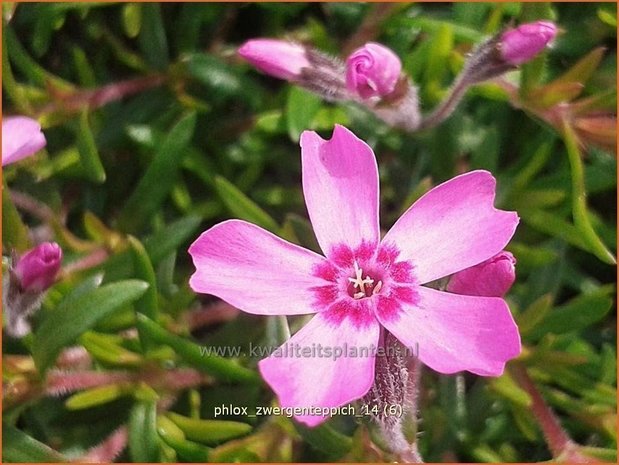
418, 75, 470, 131
511, 364, 595, 462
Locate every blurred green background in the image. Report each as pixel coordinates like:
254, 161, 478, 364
2, 2, 616, 463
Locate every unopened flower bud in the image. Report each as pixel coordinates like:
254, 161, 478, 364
500, 21, 557, 66
13, 242, 63, 293
238, 39, 311, 81
447, 251, 516, 297
2, 116, 47, 166
345, 42, 402, 99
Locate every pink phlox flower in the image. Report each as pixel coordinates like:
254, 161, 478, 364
189, 125, 521, 426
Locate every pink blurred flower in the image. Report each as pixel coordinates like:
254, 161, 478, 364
238, 39, 311, 81
447, 251, 516, 297
13, 242, 63, 293
345, 42, 402, 99
189, 125, 520, 426
2, 116, 47, 166
500, 21, 557, 66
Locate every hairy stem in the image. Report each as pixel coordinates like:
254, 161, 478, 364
511, 364, 595, 462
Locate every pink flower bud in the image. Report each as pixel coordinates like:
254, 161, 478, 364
447, 251, 516, 297
238, 39, 311, 81
13, 242, 63, 293
2, 116, 47, 166
500, 21, 557, 66
345, 42, 402, 99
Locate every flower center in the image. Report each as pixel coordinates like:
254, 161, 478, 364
347, 260, 382, 299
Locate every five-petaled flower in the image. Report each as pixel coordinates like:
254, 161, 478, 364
189, 125, 521, 426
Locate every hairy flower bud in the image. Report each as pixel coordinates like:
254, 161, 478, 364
13, 242, 63, 293
447, 251, 516, 297
500, 21, 557, 66
2, 116, 47, 166
238, 39, 311, 81
345, 42, 402, 99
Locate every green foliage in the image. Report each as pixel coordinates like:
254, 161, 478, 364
32, 280, 149, 373
2, 2, 616, 463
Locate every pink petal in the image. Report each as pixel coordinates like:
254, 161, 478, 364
300, 125, 380, 258
383, 170, 519, 284
189, 220, 327, 315
2, 116, 46, 166
259, 309, 380, 426
377, 286, 521, 376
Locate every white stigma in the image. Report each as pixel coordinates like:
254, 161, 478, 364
348, 260, 375, 299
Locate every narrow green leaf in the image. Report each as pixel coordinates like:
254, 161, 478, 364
528, 82, 584, 109
597, 8, 617, 28
129, 236, 158, 321
581, 446, 617, 462
296, 423, 353, 458
76, 110, 106, 183
2, 179, 31, 251
512, 141, 553, 190
158, 416, 211, 462
562, 120, 616, 264
3, 422, 67, 462
528, 289, 614, 340
65, 384, 127, 410
117, 112, 196, 233
424, 23, 454, 90
509, 189, 566, 210
519, 209, 590, 252
397, 16, 484, 43
167, 412, 251, 445
186, 53, 259, 106
129, 401, 160, 462
553, 47, 606, 87
281, 213, 321, 253
33, 280, 149, 373
144, 214, 202, 265
214, 176, 279, 233
516, 294, 554, 336
79, 331, 143, 366
489, 374, 532, 407
136, 314, 260, 384
137, 3, 169, 70
122, 3, 142, 38
71, 46, 96, 87
5, 26, 74, 91
286, 87, 322, 141
508, 242, 558, 269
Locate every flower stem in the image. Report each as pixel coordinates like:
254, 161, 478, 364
418, 75, 470, 131
511, 364, 595, 462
